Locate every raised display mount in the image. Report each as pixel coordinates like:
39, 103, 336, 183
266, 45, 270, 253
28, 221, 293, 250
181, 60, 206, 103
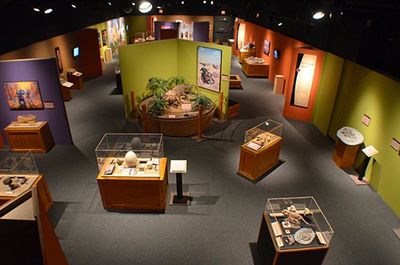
336, 126, 364, 146
169, 160, 192, 206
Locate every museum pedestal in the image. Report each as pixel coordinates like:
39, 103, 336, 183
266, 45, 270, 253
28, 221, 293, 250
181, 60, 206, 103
332, 139, 361, 169
239, 135, 282, 180
4, 122, 55, 153
60, 84, 72, 101
229, 74, 242, 89
332, 127, 364, 169
97, 157, 168, 212
274, 75, 285, 94
242, 59, 269, 78
67, 71, 84, 90
239, 48, 255, 63
257, 213, 329, 265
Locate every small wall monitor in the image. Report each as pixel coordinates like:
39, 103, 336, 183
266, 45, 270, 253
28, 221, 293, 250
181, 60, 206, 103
274, 49, 280, 59
73, 47, 80, 58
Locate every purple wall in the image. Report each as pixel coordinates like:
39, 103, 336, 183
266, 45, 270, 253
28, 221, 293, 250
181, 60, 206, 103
0, 58, 73, 145
193, 22, 210, 43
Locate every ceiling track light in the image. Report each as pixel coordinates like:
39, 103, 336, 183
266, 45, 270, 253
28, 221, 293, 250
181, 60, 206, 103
181, 1, 184, 4
210, 0, 214, 5
278, 22, 283, 27
312, 11, 325, 20
132, 2, 135, 5
221, 10, 225, 15
71, 4, 77, 8
108, 1, 112, 6
33, 7, 40, 12
203, 0, 207, 4
138, 1, 152, 13
44, 8, 53, 14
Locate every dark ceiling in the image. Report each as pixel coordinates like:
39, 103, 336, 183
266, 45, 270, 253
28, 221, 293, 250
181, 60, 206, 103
1, 0, 399, 80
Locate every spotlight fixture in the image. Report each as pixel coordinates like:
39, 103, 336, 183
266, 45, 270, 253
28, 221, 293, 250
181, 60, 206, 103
108, 1, 112, 6
159, 9, 163, 14
181, 1, 184, 4
221, 10, 225, 15
210, 0, 214, 5
278, 22, 283, 26
132, 2, 135, 5
312, 11, 325, 20
203, 0, 206, 4
33, 7, 40, 12
256, 13, 260, 18
138, 1, 152, 13
44, 8, 53, 14
71, 4, 77, 8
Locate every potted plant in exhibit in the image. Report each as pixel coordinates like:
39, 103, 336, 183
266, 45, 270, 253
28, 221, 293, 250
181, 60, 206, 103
147, 97, 167, 117
191, 94, 213, 111
146, 77, 170, 97
167, 76, 187, 88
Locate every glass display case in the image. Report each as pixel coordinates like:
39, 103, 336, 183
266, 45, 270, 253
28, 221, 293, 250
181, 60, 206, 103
145, 31, 155, 41
95, 133, 164, 173
265, 196, 334, 249
0, 151, 39, 197
134, 32, 145, 43
244, 119, 283, 151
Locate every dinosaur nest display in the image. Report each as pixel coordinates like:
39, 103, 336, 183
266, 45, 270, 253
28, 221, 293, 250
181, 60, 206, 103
138, 77, 214, 118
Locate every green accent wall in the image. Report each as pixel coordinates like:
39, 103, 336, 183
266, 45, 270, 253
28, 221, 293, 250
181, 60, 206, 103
119, 39, 232, 118
328, 60, 400, 217
125, 16, 148, 43
119, 39, 178, 117
313, 53, 344, 134
177, 40, 232, 116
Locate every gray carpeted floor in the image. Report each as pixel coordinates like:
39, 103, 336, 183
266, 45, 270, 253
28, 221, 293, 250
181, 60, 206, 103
35, 56, 400, 265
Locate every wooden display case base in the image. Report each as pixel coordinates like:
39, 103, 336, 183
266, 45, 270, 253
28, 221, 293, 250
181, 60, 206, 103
97, 157, 168, 212
4, 122, 55, 153
228, 99, 240, 119
242, 60, 269, 78
229, 74, 242, 89
239, 136, 282, 181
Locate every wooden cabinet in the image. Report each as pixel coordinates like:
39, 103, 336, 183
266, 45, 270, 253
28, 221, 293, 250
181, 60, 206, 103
242, 59, 269, 78
274, 75, 285, 94
239, 136, 282, 180
239, 49, 255, 63
4, 122, 55, 153
97, 157, 168, 212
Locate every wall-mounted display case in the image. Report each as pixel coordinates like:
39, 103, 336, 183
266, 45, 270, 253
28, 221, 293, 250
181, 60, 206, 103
258, 196, 333, 265
239, 120, 283, 180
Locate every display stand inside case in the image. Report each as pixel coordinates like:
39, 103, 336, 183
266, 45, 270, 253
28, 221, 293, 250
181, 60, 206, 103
258, 197, 334, 265
95, 133, 168, 212
239, 119, 283, 180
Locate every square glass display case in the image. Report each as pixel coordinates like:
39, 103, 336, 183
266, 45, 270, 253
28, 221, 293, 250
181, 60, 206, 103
0, 151, 39, 197
244, 119, 283, 149
145, 31, 155, 41
95, 133, 164, 171
134, 32, 145, 43
258, 196, 334, 265
239, 119, 283, 180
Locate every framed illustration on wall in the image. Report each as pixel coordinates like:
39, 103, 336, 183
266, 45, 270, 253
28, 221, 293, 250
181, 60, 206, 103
263, 40, 271, 55
197, 47, 222, 93
3, 81, 44, 110
101, 29, 107, 46
54, 47, 63, 73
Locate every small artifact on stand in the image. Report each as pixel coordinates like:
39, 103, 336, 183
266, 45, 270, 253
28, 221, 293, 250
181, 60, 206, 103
124, 151, 138, 167
282, 205, 314, 229
294, 228, 316, 245
16, 114, 37, 123
130, 137, 143, 149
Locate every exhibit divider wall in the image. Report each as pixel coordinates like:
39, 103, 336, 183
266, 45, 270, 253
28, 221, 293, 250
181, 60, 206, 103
0, 58, 73, 145
327, 60, 400, 217
119, 39, 231, 118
